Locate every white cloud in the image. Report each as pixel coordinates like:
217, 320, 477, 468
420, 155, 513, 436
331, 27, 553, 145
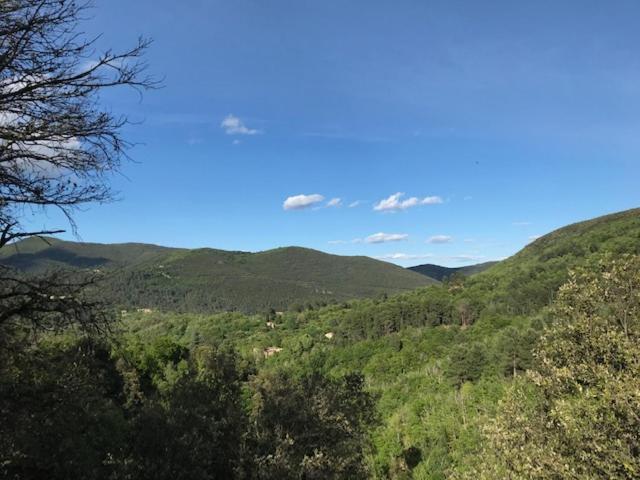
232, 139, 241, 145
365, 232, 409, 244
463, 238, 476, 243
283, 194, 325, 211
376, 253, 434, 261
463, 195, 473, 201
427, 235, 453, 244
528, 234, 542, 242
348, 200, 362, 208
326, 197, 342, 207
373, 192, 443, 212
512, 221, 532, 226
422, 196, 444, 205
220, 114, 261, 135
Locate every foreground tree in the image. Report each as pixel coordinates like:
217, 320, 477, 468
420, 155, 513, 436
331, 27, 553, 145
249, 371, 378, 479
0, 0, 156, 340
455, 255, 640, 479
0, 337, 128, 479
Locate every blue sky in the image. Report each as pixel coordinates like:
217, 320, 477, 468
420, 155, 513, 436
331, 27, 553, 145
32, 0, 640, 266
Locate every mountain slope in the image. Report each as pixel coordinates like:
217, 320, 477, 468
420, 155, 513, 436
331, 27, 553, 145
408, 261, 498, 281
469, 207, 640, 312
0, 238, 436, 313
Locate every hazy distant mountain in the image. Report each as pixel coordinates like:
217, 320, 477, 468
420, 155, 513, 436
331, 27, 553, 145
408, 261, 498, 281
0, 238, 436, 313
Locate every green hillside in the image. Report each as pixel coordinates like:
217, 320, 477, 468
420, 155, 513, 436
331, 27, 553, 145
108, 208, 640, 477
468, 207, 640, 313
408, 261, 498, 281
0, 238, 436, 313
4, 209, 640, 479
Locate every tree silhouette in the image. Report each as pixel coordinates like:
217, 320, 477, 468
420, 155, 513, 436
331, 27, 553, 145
0, 0, 157, 340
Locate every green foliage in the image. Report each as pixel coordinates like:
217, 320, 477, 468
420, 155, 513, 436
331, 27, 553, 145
0, 337, 250, 479
0, 329, 378, 480
456, 255, 640, 479
122, 346, 247, 480
446, 342, 487, 386
0, 338, 128, 480
248, 370, 378, 479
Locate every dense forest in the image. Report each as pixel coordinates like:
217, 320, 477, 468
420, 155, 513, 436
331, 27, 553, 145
0, 238, 434, 313
3, 207, 640, 478
1, 1, 639, 479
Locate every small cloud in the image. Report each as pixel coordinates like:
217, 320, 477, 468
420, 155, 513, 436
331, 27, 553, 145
422, 196, 443, 205
328, 240, 348, 245
512, 221, 532, 226
348, 200, 362, 208
528, 234, 542, 242
283, 194, 325, 211
365, 232, 409, 244
232, 139, 241, 145
427, 235, 453, 244
187, 137, 203, 146
221, 114, 261, 135
463, 195, 473, 201
375, 253, 435, 261
373, 192, 443, 212
463, 238, 476, 243
326, 198, 342, 208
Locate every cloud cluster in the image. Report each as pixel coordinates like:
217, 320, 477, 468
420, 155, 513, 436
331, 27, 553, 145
373, 192, 443, 212
326, 198, 342, 207
283, 194, 325, 210
220, 114, 261, 135
365, 232, 409, 244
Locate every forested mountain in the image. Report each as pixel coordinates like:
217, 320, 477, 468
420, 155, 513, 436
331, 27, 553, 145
408, 261, 497, 281
4, 204, 640, 478
466, 207, 640, 313
99, 207, 640, 478
0, 238, 436, 313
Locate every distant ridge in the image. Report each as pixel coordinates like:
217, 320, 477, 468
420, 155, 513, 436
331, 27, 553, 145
0, 238, 437, 313
408, 261, 498, 281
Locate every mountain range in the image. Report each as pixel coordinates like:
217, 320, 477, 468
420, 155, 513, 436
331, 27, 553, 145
3, 207, 639, 314
0, 237, 437, 313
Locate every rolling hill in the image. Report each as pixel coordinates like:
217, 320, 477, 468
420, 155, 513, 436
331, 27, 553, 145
468, 207, 640, 313
0, 238, 436, 313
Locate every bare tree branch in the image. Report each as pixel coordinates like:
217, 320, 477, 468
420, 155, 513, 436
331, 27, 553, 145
0, 0, 157, 338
